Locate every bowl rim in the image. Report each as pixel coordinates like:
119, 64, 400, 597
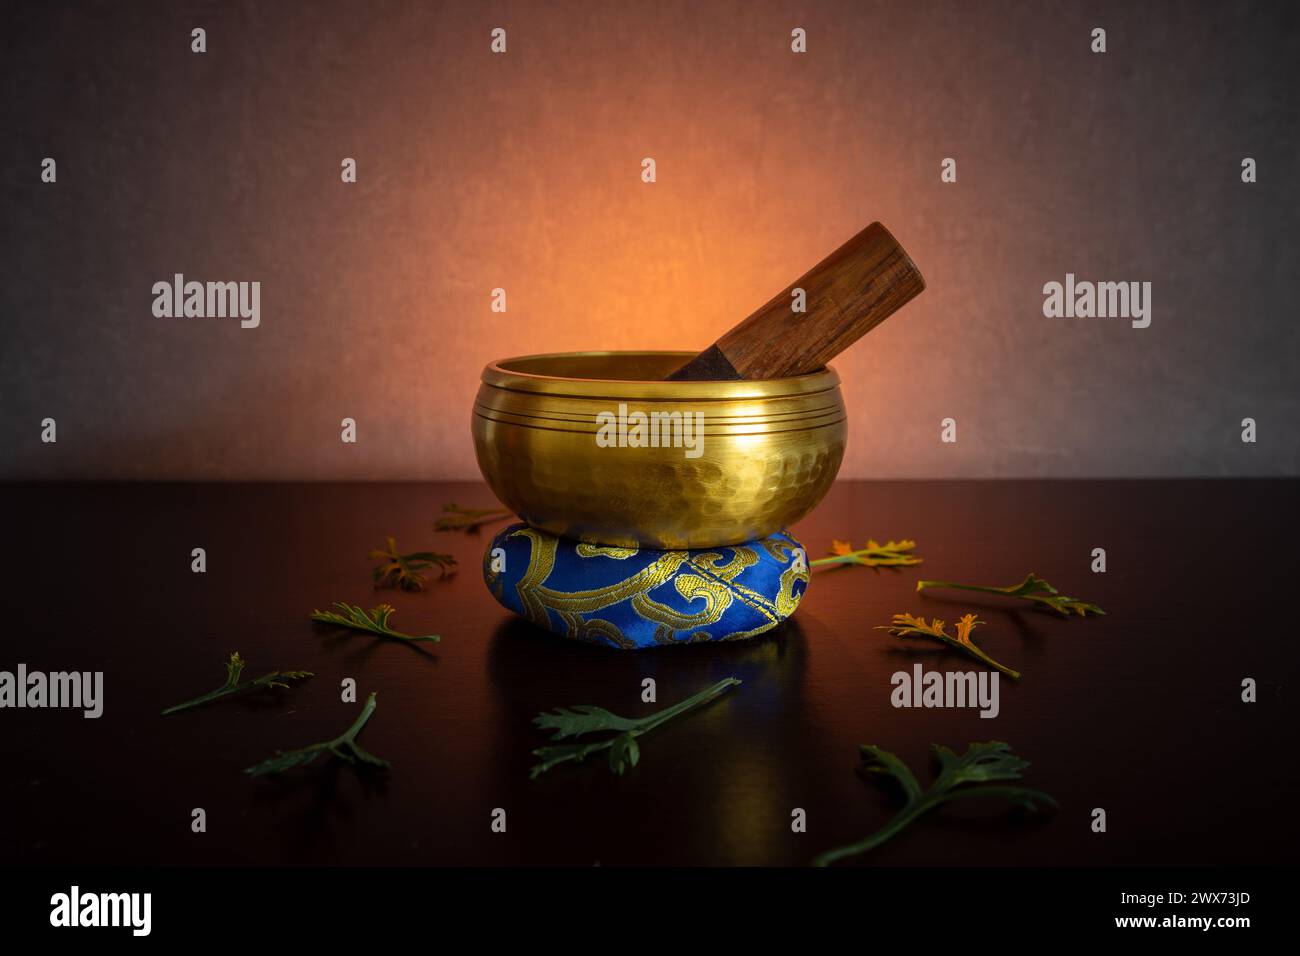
481, 350, 841, 400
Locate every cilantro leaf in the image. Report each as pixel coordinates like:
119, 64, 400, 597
369, 535, 456, 591
530, 677, 741, 779
310, 602, 439, 643
245, 691, 389, 778
811, 538, 922, 570
877, 612, 1020, 679
161, 652, 312, 715
435, 503, 513, 533
917, 572, 1103, 617
813, 741, 1056, 866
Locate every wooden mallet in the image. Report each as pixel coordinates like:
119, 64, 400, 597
668, 222, 926, 381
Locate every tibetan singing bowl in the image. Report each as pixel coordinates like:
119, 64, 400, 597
472, 351, 846, 549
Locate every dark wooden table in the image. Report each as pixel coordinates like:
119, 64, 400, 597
1, 480, 1294, 866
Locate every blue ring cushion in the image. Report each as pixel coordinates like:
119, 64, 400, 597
483, 523, 809, 650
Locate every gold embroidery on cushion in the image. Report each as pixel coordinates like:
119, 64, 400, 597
510, 527, 559, 629
628, 546, 773, 630
561, 612, 636, 649
576, 543, 639, 560
774, 565, 809, 617
720, 618, 785, 642
508, 531, 803, 645
533, 551, 692, 615
760, 537, 793, 562
758, 537, 809, 617
652, 625, 715, 645
631, 572, 730, 629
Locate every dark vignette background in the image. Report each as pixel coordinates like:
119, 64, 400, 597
2, 0, 1298, 480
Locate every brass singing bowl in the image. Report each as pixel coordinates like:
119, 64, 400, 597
472, 351, 846, 549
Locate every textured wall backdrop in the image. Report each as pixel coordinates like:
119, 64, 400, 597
2, 0, 1297, 479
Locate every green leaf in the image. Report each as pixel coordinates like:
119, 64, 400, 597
161, 652, 313, 716
529, 742, 601, 779
528, 677, 741, 779
607, 733, 640, 775
245, 691, 390, 778
435, 503, 513, 533
534, 704, 640, 740
310, 602, 439, 644
857, 744, 923, 803
224, 652, 246, 688
930, 740, 1031, 787
916, 572, 1104, 617
369, 535, 456, 591
810, 538, 922, 570
812, 741, 1056, 866
877, 612, 1021, 680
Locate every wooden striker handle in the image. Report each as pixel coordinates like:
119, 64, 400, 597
668, 222, 925, 380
